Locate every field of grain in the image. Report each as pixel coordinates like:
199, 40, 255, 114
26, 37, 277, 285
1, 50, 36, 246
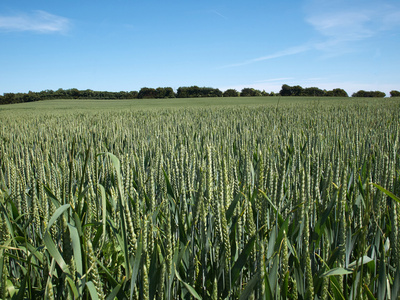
1, 97, 399, 299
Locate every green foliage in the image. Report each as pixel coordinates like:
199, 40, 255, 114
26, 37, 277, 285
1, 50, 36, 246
352, 90, 386, 97
279, 84, 349, 97
138, 87, 158, 99
176, 86, 222, 98
0, 99, 399, 299
280, 84, 304, 96
156, 87, 175, 99
240, 88, 262, 97
390, 90, 400, 97
138, 87, 176, 99
0, 89, 141, 104
223, 89, 239, 97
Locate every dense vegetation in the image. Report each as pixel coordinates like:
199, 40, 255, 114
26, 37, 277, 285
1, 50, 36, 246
0, 98, 399, 299
351, 90, 387, 98
278, 85, 349, 97
1, 84, 398, 105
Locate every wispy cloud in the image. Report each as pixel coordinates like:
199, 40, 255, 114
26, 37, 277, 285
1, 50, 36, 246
306, 11, 375, 41
306, 0, 400, 45
0, 10, 70, 34
220, 45, 311, 68
223, 0, 400, 68
211, 10, 228, 20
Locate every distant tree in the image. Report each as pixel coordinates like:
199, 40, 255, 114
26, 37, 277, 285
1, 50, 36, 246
3, 93, 16, 104
352, 90, 386, 97
138, 87, 158, 99
164, 87, 175, 98
291, 85, 303, 96
261, 90, 270, 96
223, 89, 239, 97
240, 88, 261, 97
330, 88, 348, 97
177, 87, 189, 98
117, 91, 127, 99
303, 87, 325, 97
352, 90, 365, 97
240, 88, 252, 97
390, 90, 400, 97
177, 86, 221, 98
155, 87, 175, 98
373, 91, 386, 98
80, 89, 94, 98
214, 88, 223, 97
38, 89, 54, 100
254, 89, 262, 96
279, 84, 292, 96
204, 87, 222, 97
177, 86, 200, 98
54, 88, 67, 98
279, 85, 349, 97
70, 88, 80, 99
156, 87, 166, 98
279, 84, 303, 96
189, 86, 202, 97
196, 86, 220, 97
25, 91, 40, 102
129, 91, 139, 98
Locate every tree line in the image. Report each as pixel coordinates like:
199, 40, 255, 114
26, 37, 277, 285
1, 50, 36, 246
1, 85, 399, 105
279, 84, 398, 98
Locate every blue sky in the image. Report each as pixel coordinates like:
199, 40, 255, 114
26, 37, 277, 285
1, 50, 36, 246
1, 0, 399, 95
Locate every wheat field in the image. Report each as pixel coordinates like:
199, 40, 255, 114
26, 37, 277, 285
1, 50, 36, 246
0, 98, 399, 299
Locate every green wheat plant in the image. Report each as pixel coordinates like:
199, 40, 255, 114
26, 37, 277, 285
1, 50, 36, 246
0, 98, 399, 299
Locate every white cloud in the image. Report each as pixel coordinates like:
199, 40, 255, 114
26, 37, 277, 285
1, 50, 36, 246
306, 0, 400, 42
303, 1, 400, 59
0, 10, 70, 34
306, 11, 375, 41
223, 0, 400, 68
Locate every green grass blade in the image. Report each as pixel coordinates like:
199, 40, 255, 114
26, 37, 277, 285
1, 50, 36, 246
12, 275, 27, 300
239, 271, 260, 300
66, 276, 80, 299
130, 234, 143, 300
175, 265, 202, 300
67, 223, 83, 277
105, 152, 125, 200
348, 256, 373, 269
231, 235, 256, 285
97, 183, 107, 247
106, 283, 123, 300
364, 284, 377, 300
86, 281, 100, 300
322, 267, 353, 277
47, 204, 70, 231
378, 245, 387, 300
391, 267, 400, 299
43, 231, 69, 274
44, 258, 56, 300
163, 168, 175, 199
372, 183, 400, 203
